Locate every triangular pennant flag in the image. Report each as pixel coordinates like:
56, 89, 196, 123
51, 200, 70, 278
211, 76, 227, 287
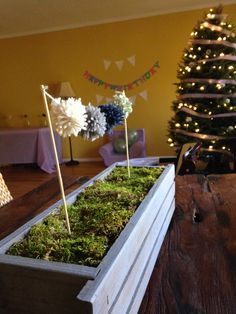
103, 60, 112, 71
139, 90, 148, 101
127, 55, 136, 66
106, 97, 113, 103
115, 60, 124, 71
96, 94, 104, 104
129, 95, 136, 105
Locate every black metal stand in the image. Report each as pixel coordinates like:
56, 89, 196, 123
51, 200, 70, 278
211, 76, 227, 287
65, 137, 79, 166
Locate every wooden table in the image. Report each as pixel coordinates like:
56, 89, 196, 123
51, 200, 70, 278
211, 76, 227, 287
139, 173, 236, 313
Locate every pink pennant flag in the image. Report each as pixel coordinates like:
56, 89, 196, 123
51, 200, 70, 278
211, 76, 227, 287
139, 90, 148, 101
115, 60, 124, 71
106, 97, 113, 103
96, 94, 104, 104
127, 55, 136, 66
129, 95, 136, 105
103, 60, 112, 71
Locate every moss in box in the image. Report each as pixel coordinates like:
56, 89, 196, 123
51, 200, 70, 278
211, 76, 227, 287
7, 166, 164, 266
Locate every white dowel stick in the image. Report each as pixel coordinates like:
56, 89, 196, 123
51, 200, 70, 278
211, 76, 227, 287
40, 85, 71, 235
44, 90, 55, 102
124, 118, 130, 178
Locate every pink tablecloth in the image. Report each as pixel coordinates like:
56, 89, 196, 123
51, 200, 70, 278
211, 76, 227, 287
0, 128, 62, 173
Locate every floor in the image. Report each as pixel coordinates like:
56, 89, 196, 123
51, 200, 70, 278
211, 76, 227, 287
0, 162, 106, 199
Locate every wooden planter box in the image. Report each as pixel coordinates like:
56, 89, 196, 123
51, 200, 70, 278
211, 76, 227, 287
0, 163, 175, 314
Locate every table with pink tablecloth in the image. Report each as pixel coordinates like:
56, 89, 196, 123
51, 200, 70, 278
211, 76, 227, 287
0, 128, 62, 173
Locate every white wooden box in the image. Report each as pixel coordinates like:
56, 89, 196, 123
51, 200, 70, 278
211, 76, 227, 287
0, 163, 175, 314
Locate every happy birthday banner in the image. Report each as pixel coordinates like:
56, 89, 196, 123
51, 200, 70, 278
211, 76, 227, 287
83, 61, 160, 91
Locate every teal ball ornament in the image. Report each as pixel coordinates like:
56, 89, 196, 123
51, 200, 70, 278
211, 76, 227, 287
113, 138, 126, 154
128, 129, 138, 146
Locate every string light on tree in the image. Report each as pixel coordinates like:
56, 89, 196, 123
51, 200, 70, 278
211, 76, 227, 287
167, 5, 236, 172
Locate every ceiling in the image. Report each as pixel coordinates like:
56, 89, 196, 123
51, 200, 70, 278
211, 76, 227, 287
0, 0, 235, 39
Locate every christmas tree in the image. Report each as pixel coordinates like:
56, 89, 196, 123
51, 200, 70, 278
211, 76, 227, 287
168, 5, 236, 172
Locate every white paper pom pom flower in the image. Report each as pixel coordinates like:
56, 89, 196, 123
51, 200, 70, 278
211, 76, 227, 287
79, 104, 106, 141
113, 90, 133, 118
50, 98, 87, 137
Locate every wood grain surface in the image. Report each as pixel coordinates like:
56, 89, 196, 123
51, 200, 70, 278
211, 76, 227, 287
139, 174, 236, 314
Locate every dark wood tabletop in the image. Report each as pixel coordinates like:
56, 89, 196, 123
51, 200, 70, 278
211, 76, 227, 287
139, 173, 236, 314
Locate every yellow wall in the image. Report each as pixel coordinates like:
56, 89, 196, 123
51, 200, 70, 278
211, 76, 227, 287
0, 4, 235, 159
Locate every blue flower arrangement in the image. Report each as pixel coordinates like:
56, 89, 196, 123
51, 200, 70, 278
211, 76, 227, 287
99, 103, 125, 134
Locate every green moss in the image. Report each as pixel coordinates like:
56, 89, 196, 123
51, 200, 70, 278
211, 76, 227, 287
7, 166, 164, 266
